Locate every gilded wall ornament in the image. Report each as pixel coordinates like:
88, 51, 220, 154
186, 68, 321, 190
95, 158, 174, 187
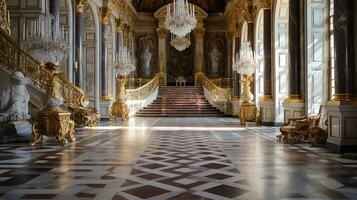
0, 0, 11, 36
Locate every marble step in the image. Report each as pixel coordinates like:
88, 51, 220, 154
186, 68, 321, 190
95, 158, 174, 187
135, 113, 225, 117
135, 86, 223, 117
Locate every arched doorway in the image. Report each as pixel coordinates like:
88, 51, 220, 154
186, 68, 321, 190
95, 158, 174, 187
255, 10, 264, 105
306, 0, 329, 114
274, 0, 289, 122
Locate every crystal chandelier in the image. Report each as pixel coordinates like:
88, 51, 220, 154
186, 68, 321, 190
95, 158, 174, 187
233, 41, 257, 75
114, 47, 136, 76
165, 0, 197, 37
170, 34, 191, 51
23, 14, 67, 65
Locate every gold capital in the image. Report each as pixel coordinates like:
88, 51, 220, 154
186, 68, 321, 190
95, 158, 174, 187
116, 18, 124, 32
156, 28, 167, 39
75, 0, 88, 13
194, 28, 206, 38
99, 7, 112, 25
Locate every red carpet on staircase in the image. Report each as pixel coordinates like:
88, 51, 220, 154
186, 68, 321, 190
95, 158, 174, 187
135, 86, 225, 117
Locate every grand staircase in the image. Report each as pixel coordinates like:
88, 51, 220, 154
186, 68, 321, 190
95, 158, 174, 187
135, 86, 225, 117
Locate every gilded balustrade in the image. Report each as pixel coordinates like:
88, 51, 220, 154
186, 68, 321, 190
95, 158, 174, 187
126, 74, 160, 101
126, 77, 152, 89
0, 30, 86, 108
209, 78, 233, 88
202, 75, 232, 102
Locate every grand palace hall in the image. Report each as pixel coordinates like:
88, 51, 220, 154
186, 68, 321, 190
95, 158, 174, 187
0, 0, 357, 199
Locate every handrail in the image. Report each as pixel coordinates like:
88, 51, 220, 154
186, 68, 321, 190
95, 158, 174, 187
202, 74, 232, 102
126, 73, 160, 101
209, 78, 233, 88
126, 77, 152, 89
0, 29, 86, 108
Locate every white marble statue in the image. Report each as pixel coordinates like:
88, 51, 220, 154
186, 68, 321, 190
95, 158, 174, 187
140, 45, 152, 77
210, 46, 222, 75
0, 71, 31, 122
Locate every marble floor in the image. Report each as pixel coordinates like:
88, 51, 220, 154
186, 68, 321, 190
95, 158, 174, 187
0, 117, 357, 200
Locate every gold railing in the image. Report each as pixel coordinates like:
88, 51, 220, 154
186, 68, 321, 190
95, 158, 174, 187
209, 78, 233, 88
0, 29, 86, 108
126, 77, 152, 89
202, 75, 232, 102
126, 74, 160, 101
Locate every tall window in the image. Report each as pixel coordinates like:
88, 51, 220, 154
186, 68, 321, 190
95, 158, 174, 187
306, 0, 329, 114
274, 0, 289, 122
255, 11, 264, 104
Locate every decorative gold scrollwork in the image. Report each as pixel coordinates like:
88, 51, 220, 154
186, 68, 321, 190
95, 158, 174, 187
201, 74, 232, 102
126, 74, 160, 101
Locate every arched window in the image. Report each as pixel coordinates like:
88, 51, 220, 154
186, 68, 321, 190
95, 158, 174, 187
274, 0, 289, 122
306, 0, 329, 114
255, 10, 264, 105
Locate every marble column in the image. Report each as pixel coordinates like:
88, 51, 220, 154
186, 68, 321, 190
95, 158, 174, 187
194, 28, 205, 86
259, 9, 274, 124
326, 0, 357, 153
332, 0, 355, 101
233, 35, 241, 98
99, 7, 112, 119
49, 0, 60, 32
282, 0, 305, 123
156, 28, 167, 86
226, 33, 233, 78
74, 0, 86, 88
247, 22, 255, 96
263, 9, 272, 99
100, 8, 111, 99
232, 33, 241, 116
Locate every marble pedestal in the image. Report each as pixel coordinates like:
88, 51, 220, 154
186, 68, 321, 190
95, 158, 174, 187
259, 99, 275, 125
100, 100, 113, 119
0, 121, 32, 143
326, 104, 357, 152
282, 101, 305, 124
232, 97, 240, 116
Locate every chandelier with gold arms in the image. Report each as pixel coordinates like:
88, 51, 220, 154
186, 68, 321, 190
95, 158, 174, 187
233, 41, 257, 75
23, 14, 67, 65
114, 47, 136, 76
170, 34, 191, 51
165, 0, 196, 37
